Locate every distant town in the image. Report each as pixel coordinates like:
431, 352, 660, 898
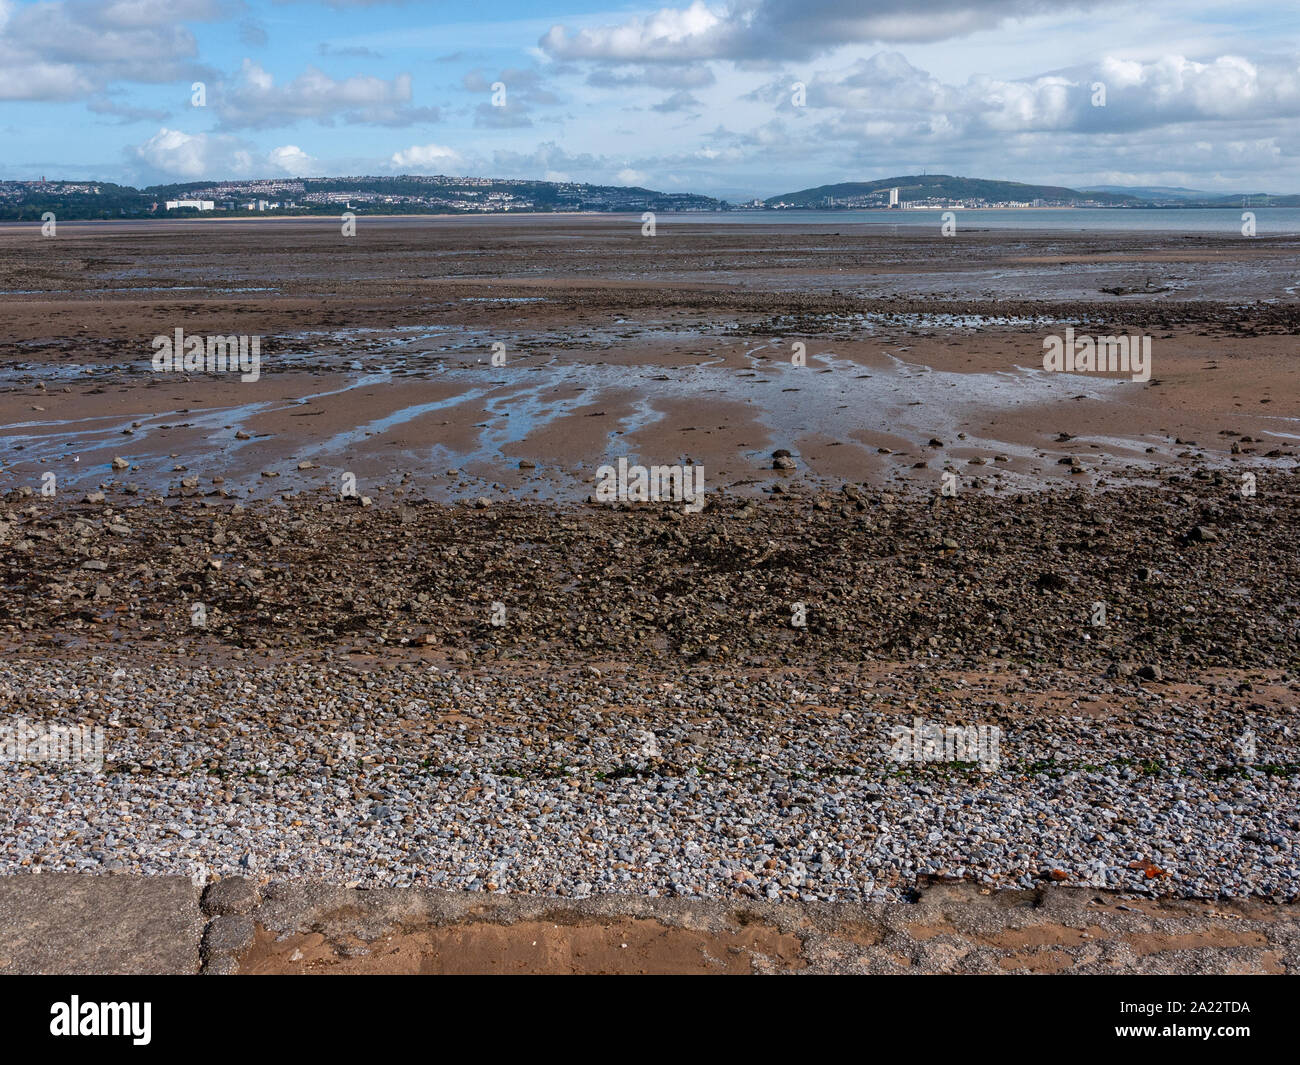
763, 186, 1073, 210
0, 175, 722, 220
0, 173, 1294, 220
158, 175, 723, 214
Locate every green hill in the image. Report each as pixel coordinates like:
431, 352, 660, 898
766, 174, 1141, 207
0, 175, 721, 220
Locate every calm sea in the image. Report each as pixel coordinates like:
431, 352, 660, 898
658, 207, 1300, 234
7, 207, 1298, 235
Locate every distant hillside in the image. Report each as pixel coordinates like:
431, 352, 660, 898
1080, 185, 1216, 200
0, 175, 721, 220
0, 180, 147, 220
766, 174, 1141, 207
1197, 193, 1300, 208
1082, 185, 1299, 207
3, 173, 1295, 220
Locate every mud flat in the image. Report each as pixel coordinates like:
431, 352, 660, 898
1, 218, 1297, 502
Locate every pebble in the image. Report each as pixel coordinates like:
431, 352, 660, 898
0, 656, 1294, 903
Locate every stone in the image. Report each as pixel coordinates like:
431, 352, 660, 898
202, 914, 256, 957
201, 877, 259, 917
0, 873, 201, 975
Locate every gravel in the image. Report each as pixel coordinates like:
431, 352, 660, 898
2, 655, 1295, 903
1, 469, 1296, 904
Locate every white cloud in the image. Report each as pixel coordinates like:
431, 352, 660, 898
129, 127, 254, 180
542, 2, 727, 63
128, 127, 326, 182
1096, 54, 1300, 120
0, 60, 95, 101
540, 1, 1110, 63
389, 142, 465, 172
616, 167, 648, 185
759, 49, 1300, 138
0, 0, 222, 103
268, 144, 317, 174
217, 59, 439, 129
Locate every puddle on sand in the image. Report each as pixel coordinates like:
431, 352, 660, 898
6, 316, 1293, 501
767, 311, 1074, 332
2, 343, 1226, 502
460, 297, 548, 304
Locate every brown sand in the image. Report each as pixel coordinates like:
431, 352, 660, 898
2, 218, 1295, 503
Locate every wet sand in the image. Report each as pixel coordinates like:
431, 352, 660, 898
1, 218, 1296, 502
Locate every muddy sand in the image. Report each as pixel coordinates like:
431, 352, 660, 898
1, 218, 1296, 502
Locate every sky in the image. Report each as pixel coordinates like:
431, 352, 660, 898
0, 0, 1297, 199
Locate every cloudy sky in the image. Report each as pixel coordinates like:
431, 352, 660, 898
1, 0, 1297, 198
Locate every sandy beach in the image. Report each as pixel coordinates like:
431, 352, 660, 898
1, 217, 1297, 974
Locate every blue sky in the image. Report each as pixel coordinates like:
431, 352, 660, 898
1, 0, 1298, 198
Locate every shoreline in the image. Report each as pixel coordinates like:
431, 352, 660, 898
4, 207, 1300, 238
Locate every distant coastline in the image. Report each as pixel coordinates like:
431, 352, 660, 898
3, 171, 1295, 222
